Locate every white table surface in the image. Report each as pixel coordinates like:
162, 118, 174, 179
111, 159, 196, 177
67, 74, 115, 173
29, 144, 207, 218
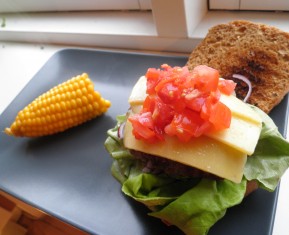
0, 41, 288, 235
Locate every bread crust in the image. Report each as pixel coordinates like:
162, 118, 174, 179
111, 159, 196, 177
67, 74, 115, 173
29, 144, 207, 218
187, 20, 289, 114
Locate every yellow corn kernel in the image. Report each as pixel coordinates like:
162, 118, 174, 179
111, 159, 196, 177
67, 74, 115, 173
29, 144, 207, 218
5, 73, 111, 137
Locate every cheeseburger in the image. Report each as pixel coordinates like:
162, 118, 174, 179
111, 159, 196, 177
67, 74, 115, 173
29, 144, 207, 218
105, 64, 289, 235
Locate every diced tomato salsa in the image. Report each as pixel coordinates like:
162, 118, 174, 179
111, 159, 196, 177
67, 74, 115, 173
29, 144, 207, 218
128, 64, 236, 142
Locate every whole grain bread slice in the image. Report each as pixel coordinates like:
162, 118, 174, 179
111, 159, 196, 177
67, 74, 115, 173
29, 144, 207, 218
187, 20, 289, 114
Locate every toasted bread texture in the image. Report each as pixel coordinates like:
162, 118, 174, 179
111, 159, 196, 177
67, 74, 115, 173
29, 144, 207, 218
187, 20, 289, 114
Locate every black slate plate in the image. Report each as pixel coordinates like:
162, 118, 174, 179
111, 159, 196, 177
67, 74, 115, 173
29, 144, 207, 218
0, 49, 287, 235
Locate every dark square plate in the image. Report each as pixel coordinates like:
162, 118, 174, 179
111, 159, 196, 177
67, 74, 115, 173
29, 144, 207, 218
0, 49, 287, 235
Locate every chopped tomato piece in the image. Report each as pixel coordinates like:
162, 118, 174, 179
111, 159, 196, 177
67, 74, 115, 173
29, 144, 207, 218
164, 111, 195, 142
200, 97, 213, 121
218, 79, 236, 95
129, 64, 235, 143
165, 109, 211, 141
193, 65, 219, 93
184, 90, 206, 112
156, 82, 181, 104
128, 112, 156, 141
152, 97, 174, 129
146, 68, 160, 95
209, 102, 231, 131
161, 64, 170, 70
210, 89, 221, 104
142, 96, 155, 113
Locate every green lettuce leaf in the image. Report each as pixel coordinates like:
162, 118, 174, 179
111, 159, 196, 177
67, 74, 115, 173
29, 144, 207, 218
244, 106, 289, 191
104, 115, 132, 161
150, 178, 246, 235
122, 170, 201, 210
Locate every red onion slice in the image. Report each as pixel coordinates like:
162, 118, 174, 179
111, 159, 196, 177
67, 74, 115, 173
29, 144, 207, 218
232, 74, 252, 103
117, 122, 126, 139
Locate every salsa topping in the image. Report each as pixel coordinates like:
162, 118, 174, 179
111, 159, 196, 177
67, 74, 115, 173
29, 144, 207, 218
129, 64, 236, 142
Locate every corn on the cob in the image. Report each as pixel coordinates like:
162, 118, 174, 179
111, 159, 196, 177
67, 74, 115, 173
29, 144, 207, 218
5, 73, 111, 137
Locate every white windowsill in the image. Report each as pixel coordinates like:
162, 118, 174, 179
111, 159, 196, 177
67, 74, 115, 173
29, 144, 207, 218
0, 11, 156, 36
1, 10, 289, 53
0, 11, 200, 53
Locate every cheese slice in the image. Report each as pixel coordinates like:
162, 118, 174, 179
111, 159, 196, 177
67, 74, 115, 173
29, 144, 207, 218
128, 76, 147, 106
220, 94, 262, 125
131, 103, 260, 155
206, 116, 262, 155
124, 121, 247, 183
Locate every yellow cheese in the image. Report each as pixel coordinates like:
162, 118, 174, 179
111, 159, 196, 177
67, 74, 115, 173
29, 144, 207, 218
128, 76, 147, 106
220, 94, 262, 125
124, 121, 247, 183
206, 116, 262, 155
